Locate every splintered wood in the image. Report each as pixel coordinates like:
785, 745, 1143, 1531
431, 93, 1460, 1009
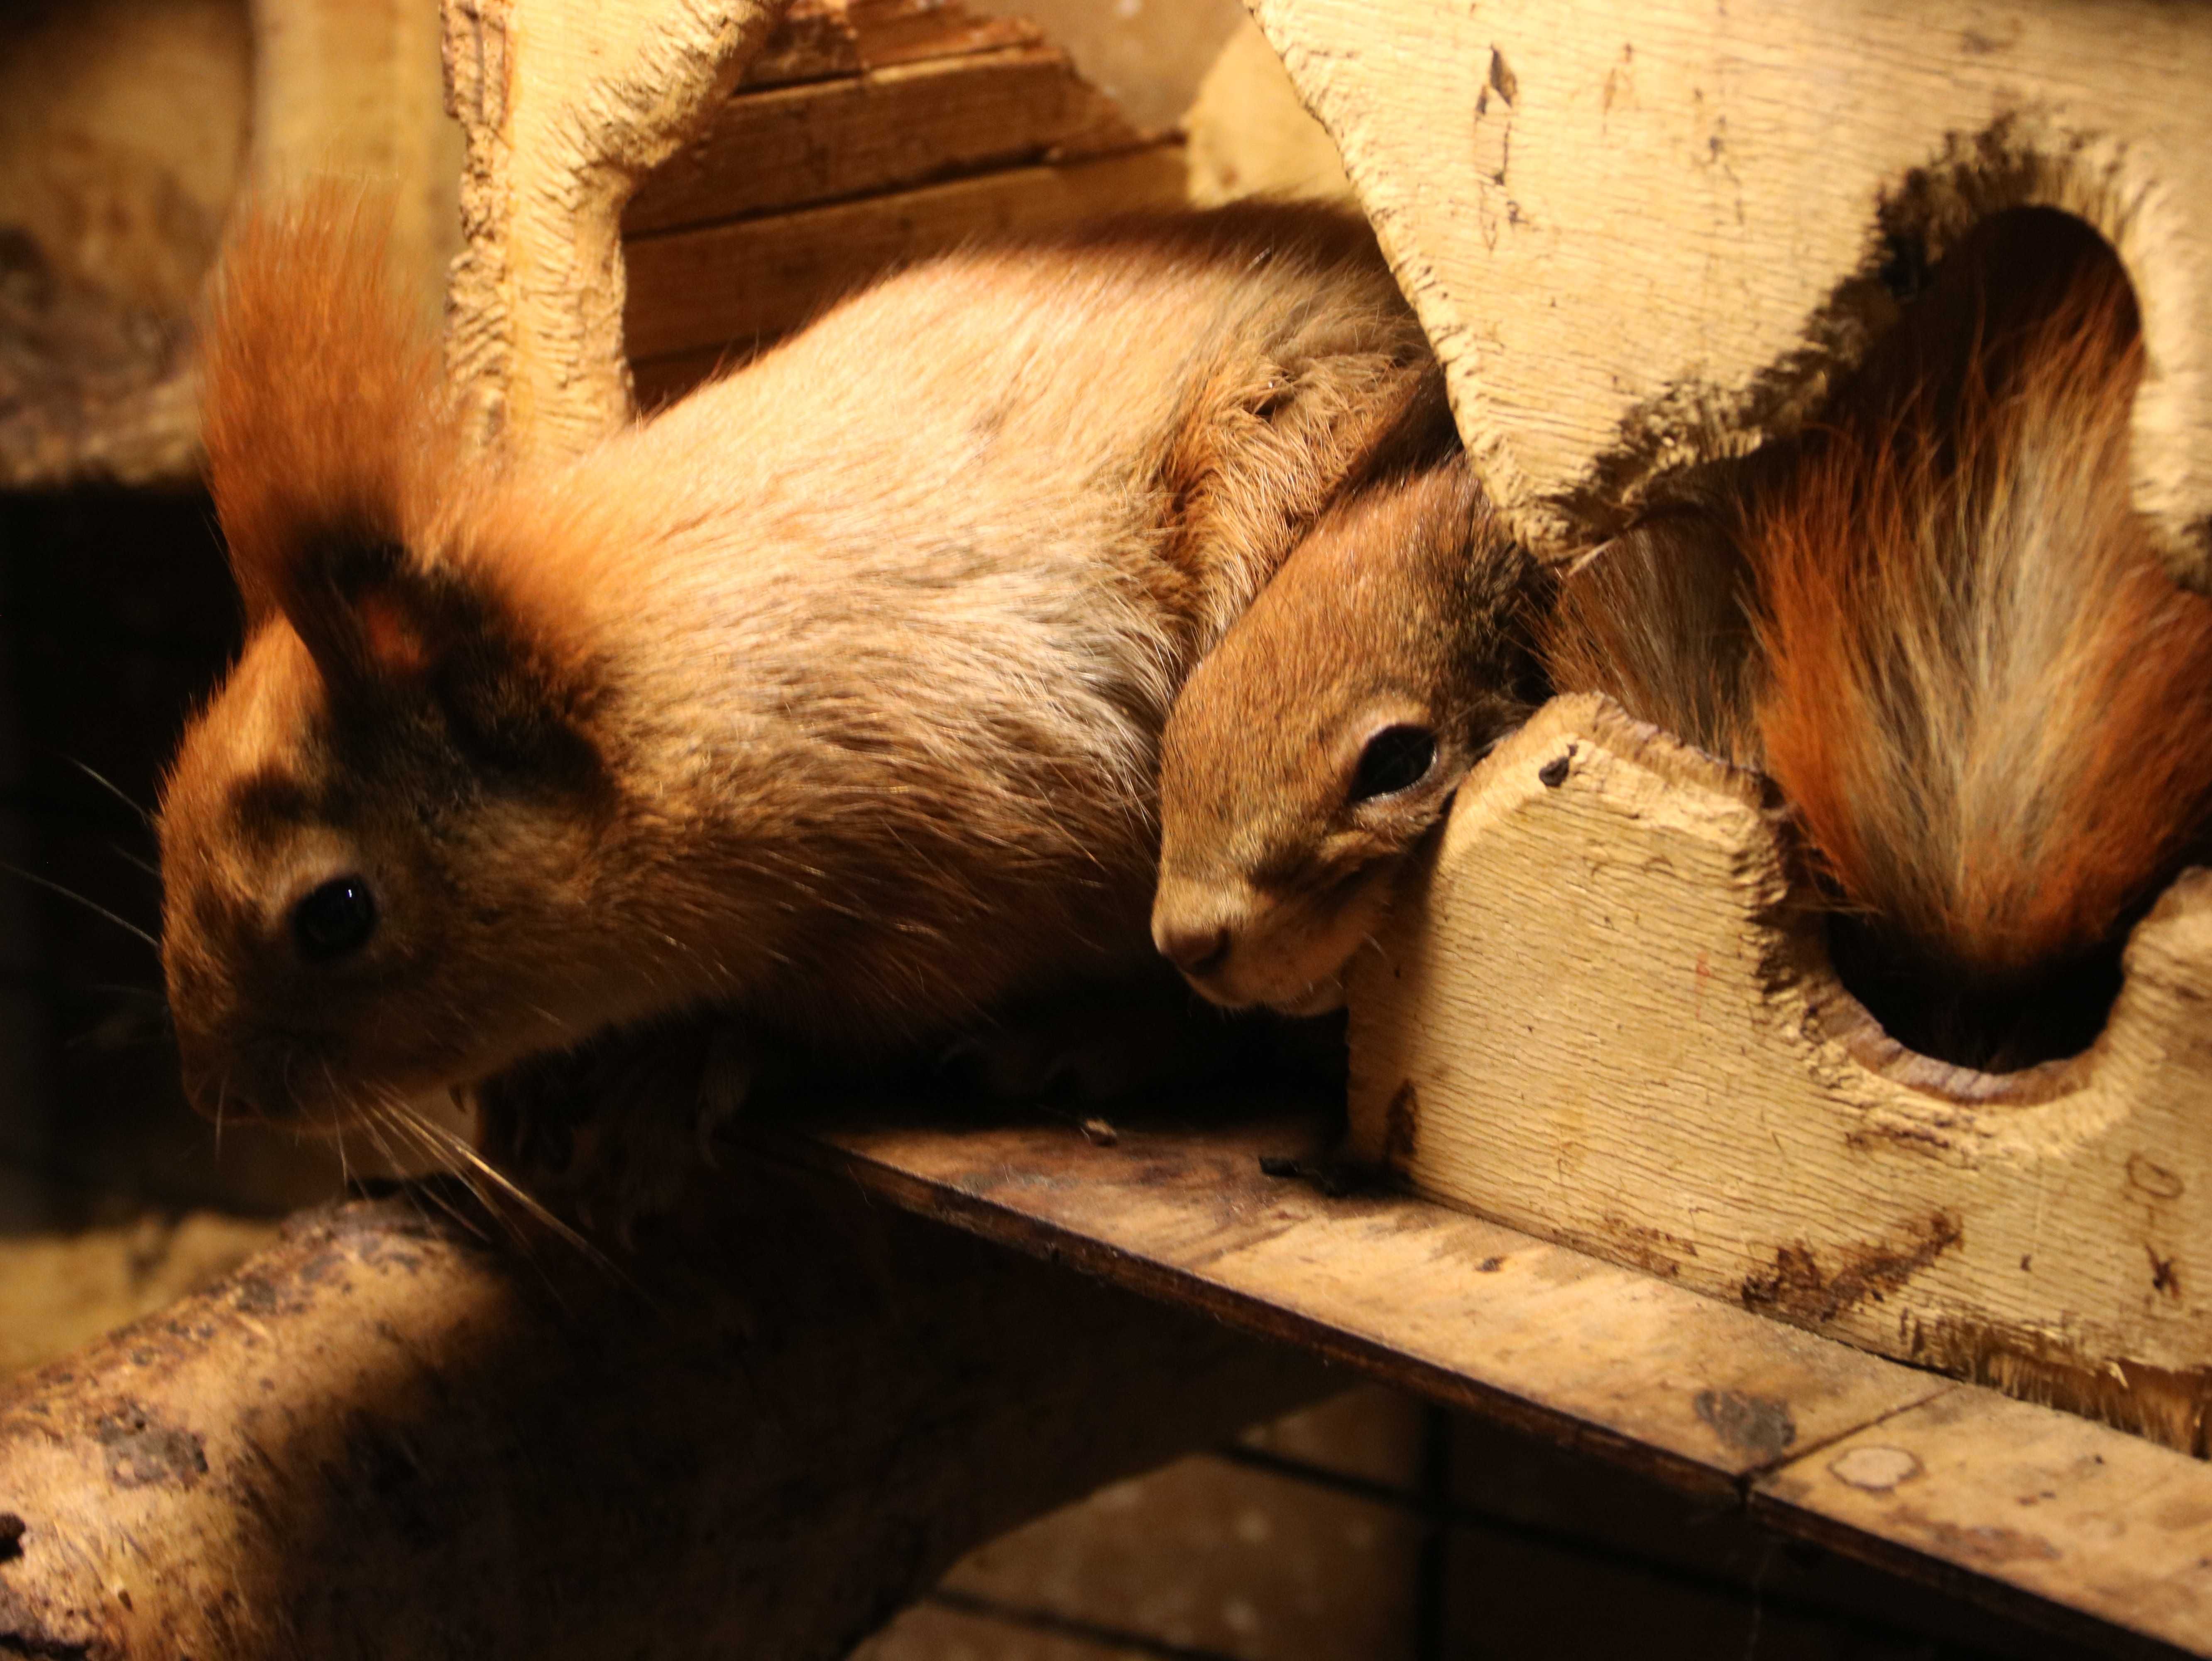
1347, 696, 2212, 1455
619, 0, 1184, 407
1254, 0, 2212, 587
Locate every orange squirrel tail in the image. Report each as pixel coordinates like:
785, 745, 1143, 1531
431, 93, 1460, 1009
1753, 212, 2212, 1059
198, 186, 458, 627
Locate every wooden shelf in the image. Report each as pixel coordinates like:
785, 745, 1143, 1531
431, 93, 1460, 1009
788, 1106, 2212, 1659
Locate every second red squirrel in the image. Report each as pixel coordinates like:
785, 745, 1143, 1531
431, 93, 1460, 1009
1155, 208, 2212, 1071
156, 192, 1447, 1201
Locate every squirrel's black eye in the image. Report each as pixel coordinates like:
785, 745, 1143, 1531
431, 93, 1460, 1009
292, 876, 378, 963
1350, 725, 1437, 803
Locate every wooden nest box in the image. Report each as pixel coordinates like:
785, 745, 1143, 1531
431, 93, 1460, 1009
1240, 0, 2212, 1453
447, 0, 2212, 1454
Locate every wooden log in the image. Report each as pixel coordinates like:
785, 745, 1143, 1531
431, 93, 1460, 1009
1345, 694, 2212, 1453
0, 1158, 1327, 1659
1254, 0, 2212, 587
622, 142, 1185, 372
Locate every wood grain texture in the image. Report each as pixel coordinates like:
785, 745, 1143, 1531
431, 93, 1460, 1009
804, 1108, 1944, 1497
623, 43, 1144, 236
1758, 1387, 2212, 1656
622, 142, 1184, 365
442, 0, 792, 459
743, 0, 1041, 88
802, 1107, 2212, 1655
0, 1167, 1324, 1659
1348, 694, 2212, 1453
1255, 0, 2212, 586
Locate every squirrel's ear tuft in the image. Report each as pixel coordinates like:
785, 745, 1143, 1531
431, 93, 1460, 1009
199, 185, 455, 630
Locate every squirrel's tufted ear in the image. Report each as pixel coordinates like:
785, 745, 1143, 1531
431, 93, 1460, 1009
199, 185, 456, 632
284, 532, 602, 784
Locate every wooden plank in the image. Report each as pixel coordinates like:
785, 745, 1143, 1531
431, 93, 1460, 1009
743, 0, 1042, 89
1345, 694, 2212, 1454
802, 1109, 2212, 1654
624, 46, 1143, 236
795, 1109, 1946, 1499
1255, 0, 2212, 588
1757, 1388, 2212, 1658
622, 143, 1186, 362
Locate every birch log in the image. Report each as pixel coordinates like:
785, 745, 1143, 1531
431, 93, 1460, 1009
0, 1154, 1325, 1659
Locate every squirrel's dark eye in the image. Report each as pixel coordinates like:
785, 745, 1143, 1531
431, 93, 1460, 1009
292, 876, 378, 963
1350, 725, 1437, 803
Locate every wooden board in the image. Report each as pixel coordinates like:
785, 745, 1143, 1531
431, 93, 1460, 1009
1345, 693, 2212, 1454
742, 0, 1042, 90
623, 143, 1185, 367
1761, 1388, 2212, 1657
803, 1107, 1940, 1498
624, 44, 1145, 237
798, 1107, 2212, 1656
1254, 0, 2212, 588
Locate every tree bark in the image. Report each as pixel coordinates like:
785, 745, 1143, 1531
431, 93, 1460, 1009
0, 1148, 1329, 1659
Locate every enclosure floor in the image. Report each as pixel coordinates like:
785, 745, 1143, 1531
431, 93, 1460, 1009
858, 1386, 2112, 1661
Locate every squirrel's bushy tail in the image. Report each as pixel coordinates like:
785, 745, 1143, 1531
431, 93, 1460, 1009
1753, 213, 2212, 1059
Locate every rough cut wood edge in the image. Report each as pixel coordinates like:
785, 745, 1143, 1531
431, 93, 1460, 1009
807, 1109, 2212, 1656
1346, 693, 2212, 1454
441, 0, 793, 461
0, 1164, 1325, 1659
1255, 0, 2212, 586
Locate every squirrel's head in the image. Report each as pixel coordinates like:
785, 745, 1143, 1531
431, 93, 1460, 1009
157, 193, 621, 1127
1152, 464, 1542, 1013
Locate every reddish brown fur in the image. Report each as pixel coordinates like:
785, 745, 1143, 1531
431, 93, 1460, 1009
1755, 216, 2212, 989
159, 191, 1445, 1146
1539, 490, 1763, 767
198, 191, 461, 628
1153, 461, 1543, 1012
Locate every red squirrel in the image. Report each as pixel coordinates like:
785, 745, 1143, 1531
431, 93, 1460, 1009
1155, 208, 2212, 1071
1152, 461, 1544, 1013
156, 192, 1448, 1198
